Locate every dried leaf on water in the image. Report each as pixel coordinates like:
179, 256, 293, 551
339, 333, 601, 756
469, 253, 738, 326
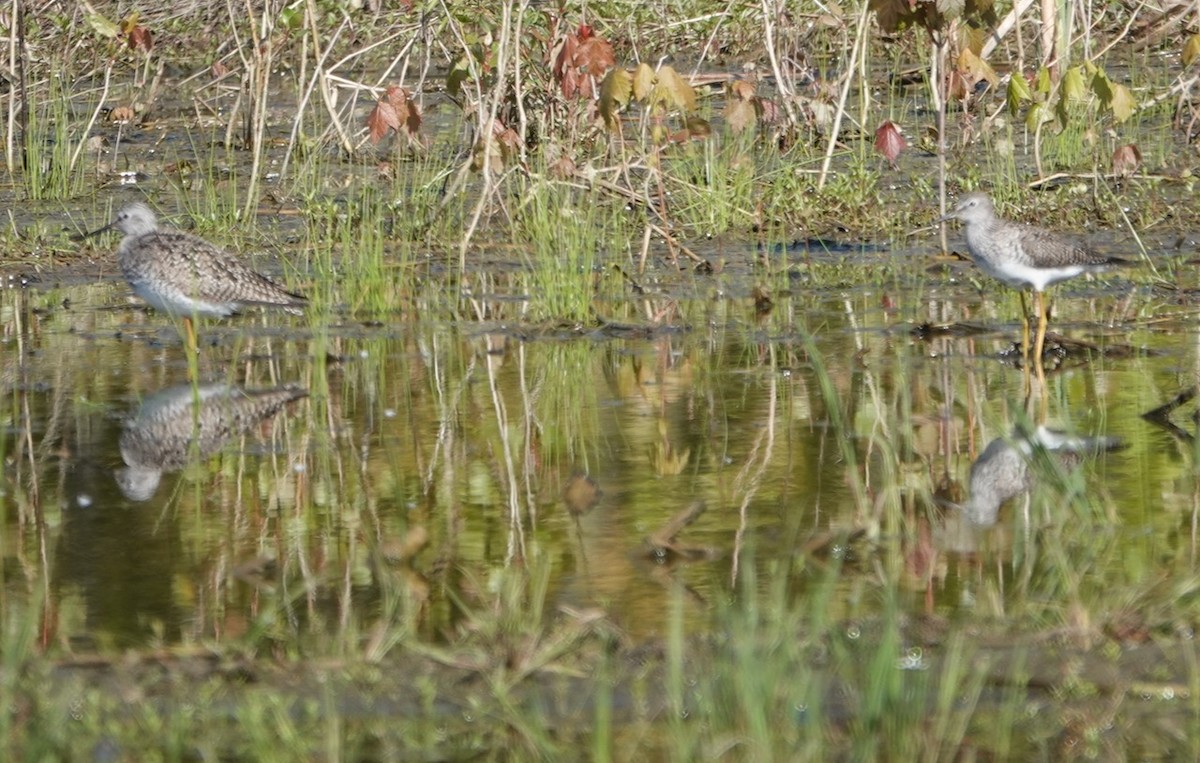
367, 100, 400, 144
725, 79, 759, 133
563, 472, 602, 516
110, 106, 136, 123
752, 285, 774, 316
126, 24, 152, 53
366, 86, 421, 145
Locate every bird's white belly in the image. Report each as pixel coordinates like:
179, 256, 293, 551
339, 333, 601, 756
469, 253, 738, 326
970, 255, 1086, 292
132, 279, 236, 317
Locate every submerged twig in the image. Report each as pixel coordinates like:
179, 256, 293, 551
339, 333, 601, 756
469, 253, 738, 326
644, 500, 714, 560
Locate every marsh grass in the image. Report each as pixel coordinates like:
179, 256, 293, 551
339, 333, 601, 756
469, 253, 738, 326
299, 191, 409, 319
21, 80, 93, 201
665, 131, 761, 235
513, 179, 618, 323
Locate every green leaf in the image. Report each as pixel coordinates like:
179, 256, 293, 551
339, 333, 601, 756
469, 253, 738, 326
1108, 82, 1135, 122
1054, 94, 1071, 130
1025, 101, 1049, 131
1183, 34, 1200, 67
1090, 70, 1114, 103
446, 58, 471, 98
279, 4, 304, 32
1006, 73, 1032, 116
1035, 67, 1053, 95
1062, 66, 1086, 102
598, 68, 633, 130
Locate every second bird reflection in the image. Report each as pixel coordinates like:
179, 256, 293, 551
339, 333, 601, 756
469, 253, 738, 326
960, 426, 1123, 528
116, 383, 308, 501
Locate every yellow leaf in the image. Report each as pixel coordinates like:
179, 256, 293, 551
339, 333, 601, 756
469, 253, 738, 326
1183, 34, 1200, 67
651, 65, 697, 113
598, 68, 633, 131
957, 48, 998, 86
632, 63, 656, 102
118, 11, 140, 36
87, 12, 120, 38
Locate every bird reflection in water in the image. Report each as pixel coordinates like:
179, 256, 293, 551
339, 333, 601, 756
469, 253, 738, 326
116, 383, 307, 501
959, 425, 1121, 528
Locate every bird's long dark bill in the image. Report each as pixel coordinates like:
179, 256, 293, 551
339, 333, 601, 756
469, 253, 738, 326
74, 219, 119, 242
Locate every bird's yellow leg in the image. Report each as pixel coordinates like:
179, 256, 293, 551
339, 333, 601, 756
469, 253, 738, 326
184, 316, 198, 355
1034, 291, 1049, 386
1019, 290, 1031, 368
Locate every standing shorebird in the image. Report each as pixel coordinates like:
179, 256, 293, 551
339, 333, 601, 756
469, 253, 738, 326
88, 202, 306, 350
939, 192, 1130, 367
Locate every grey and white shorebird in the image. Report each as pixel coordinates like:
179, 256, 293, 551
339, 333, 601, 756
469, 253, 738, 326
88, 202, 306, 350
940, 192, 1131, 365
116, 383, 308, 501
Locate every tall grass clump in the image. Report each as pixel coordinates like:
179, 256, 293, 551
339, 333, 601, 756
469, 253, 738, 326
303, 189, 399, 318
513, 180, 615, 323
21, 81, 95, 200
666, 131, 761, 236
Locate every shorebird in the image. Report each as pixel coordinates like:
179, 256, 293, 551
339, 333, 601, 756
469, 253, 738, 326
116, 383, 308, 501
939, 192, 1130, 367
88, 202, 306, 350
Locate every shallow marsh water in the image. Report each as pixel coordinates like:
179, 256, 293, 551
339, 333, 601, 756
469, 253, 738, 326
6, 236, 1200, 650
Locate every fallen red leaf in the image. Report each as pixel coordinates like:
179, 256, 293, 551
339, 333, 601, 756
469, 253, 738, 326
874, 120, 906, 166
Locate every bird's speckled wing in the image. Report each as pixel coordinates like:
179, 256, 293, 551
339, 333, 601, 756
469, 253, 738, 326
1014, 225, 1127, 269
124, 230, 306, 314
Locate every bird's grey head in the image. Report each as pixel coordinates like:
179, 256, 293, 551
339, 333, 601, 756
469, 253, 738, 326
111, 202, 158, 237
115, 464, 163, 502
946, 192, 995, 224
